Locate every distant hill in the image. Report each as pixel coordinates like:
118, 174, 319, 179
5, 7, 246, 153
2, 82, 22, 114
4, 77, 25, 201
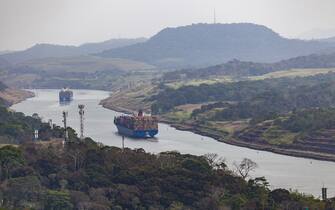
79, 38, 147, 54
0, 57, 11, 69
0, 38, 147, 64
319, 36, 335, 43
0, 81, 6, 91
0, 55, 156, 89
0, 51, 14, 55
162, 52, 335, 80
98, 23, 335, 68
14, 55, 155, 74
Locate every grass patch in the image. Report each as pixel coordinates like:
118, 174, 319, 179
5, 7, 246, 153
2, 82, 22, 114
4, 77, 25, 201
165, 77, 233, 89
249, 68, 335, 80
262, 126, 298, 145
163, 110, 192, 122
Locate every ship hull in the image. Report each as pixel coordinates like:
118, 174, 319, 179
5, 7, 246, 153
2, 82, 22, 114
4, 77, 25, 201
59, 96, 73, 102
116, 125, 158, 138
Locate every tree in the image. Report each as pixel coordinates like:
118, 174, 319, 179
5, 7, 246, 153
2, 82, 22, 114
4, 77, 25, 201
44, 190, 73, 210
0, 146, 24, 180
203, 153, 227, 170
233, 158, 258, 180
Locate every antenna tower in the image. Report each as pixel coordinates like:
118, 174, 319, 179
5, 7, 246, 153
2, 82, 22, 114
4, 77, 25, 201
62, 111, 68, 142
78, 104, 85, 140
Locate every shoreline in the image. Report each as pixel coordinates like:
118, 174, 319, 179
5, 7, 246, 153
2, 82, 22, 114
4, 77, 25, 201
160, 119, 335, 163
1, 88, 35, 107
102, 103, 335, 163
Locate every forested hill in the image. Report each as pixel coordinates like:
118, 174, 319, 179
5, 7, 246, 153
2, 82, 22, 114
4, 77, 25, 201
98, 23, 334, 68
0, 96, 329, 209
0, 138, 329, 209
151, 72, 335, 115
0, 38, 147, 64
0, 81, 7, 91
162, 52, 335, 81
0, 82, 7, 105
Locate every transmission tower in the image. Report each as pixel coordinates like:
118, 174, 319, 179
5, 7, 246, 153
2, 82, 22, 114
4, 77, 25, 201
62, 111, 68, 142
78, 104, 85, 140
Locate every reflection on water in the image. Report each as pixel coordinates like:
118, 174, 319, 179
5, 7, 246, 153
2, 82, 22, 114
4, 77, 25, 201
11, 89, 335, 198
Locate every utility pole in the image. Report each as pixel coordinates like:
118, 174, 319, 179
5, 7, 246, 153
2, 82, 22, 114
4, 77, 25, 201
78, 104, 85, 140
62, 111, 68, 142
48, 119, 53, 129
322, 186, 327, 201
122, 135, 125, 152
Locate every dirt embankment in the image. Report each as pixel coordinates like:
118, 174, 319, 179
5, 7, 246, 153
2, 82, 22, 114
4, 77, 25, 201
103, 103, 335, 162
100, 84, 155, 114
159, 117, 335, 162
0, 88, 34, 106
101, 89, 335, 162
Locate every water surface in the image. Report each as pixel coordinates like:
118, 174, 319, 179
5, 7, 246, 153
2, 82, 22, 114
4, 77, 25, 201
11, 89, 335, 197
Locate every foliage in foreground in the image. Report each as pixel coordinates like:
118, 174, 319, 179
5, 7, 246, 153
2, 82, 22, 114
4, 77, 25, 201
0, 138, 331, 210
0, 105, 64, 144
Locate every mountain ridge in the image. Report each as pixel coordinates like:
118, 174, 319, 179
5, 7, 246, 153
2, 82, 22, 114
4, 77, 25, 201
162, 52, 335, 81
0, 38, 147, 64
98, 23, 335, 68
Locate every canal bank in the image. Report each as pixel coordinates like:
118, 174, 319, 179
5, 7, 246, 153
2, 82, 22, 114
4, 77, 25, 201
11, 89, 335, 197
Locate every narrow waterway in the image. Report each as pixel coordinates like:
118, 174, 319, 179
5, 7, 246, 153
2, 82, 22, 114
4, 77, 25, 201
11, 89, 335, 198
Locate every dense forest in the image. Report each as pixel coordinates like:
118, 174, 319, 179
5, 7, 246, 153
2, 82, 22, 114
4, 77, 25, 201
0, 93, 64, 145
275, 108, 335, 133
0, 138, 332, 210
152, 73, 335, 123
0, 85, 333, 209
162, 52, 335, 81
0, 82, 7, 105
0, 106, 65, 144
0, 81, 6, 91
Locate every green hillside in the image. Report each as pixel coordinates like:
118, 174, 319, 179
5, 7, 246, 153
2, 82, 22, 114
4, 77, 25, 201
1, 56, 157, 90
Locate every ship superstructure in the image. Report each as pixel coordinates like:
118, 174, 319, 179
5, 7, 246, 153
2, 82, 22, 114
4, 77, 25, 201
114, 110, 158, 138
59, 88, 73, 103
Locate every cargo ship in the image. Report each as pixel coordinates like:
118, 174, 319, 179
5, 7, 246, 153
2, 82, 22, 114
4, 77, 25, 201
59, 88, 73, 103
114, 110, 158, 138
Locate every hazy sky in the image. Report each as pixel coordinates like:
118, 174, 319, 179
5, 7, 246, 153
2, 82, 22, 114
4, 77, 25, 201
1, 0, 335, 51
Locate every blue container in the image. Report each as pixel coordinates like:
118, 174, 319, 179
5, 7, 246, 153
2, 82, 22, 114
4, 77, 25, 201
116, 125, 158, 138
59, 89, 73, 103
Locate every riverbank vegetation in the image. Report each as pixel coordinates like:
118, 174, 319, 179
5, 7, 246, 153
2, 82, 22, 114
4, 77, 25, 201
141, 72, 335, 160
0, 138, 332, 209
0, 87, 334, 209
151, 72, 335, 115
0, 94, 64, 145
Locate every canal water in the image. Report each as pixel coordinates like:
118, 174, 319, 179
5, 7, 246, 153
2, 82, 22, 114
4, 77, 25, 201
11, 89, 335, 197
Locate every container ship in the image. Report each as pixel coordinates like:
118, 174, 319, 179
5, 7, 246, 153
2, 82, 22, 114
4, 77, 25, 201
114, 110, 158, 138
59, 88, 73, 103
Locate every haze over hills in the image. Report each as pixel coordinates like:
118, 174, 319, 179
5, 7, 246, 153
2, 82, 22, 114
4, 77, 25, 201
0, 57, 11, 69
98, 23, 335, 68
319, 37, 335, 43
0, 55, 156, 89
0, 38, 147, 64
162, 52, 335, 80
0, 51, 14, 55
